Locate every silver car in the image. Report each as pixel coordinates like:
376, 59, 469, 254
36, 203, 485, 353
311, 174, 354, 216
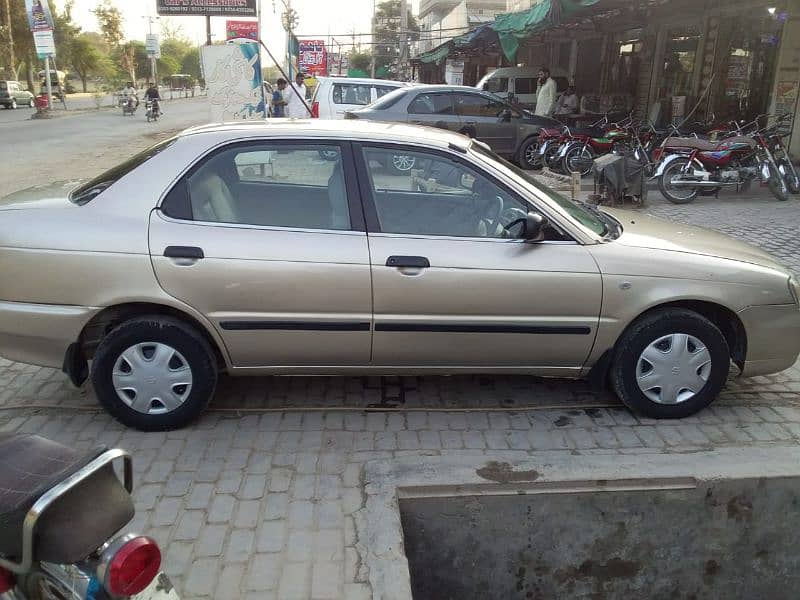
0, 120, 798, 430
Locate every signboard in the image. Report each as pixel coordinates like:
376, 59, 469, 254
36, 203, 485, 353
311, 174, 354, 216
775, 80, 799, 117
33, 29, 56, 58
157, 0, 257, 17
298, 40, 327, 77
226, 20, 259, 41
25, 0, 54, 32
444, 59, 464, 86
201, 42, 265, 121
146, 34, 161, 59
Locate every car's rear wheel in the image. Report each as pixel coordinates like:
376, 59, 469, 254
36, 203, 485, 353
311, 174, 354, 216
517, 136, 541, 170
611, 308, 730, 419
91, 316, 217, 431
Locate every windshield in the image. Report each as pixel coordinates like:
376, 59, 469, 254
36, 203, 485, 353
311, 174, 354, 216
70, 137, 177, 205
481, 76, 508, 94
369, 87, 408, 110
469, 142, 610, 237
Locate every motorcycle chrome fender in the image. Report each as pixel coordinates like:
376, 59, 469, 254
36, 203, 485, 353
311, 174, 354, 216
556, 140, 584, 161
653, 152, 703, 179
538, 138, 558, 157
760, 160, 772, 181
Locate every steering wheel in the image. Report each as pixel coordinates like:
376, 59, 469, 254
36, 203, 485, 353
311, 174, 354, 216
499, 206, 528, 238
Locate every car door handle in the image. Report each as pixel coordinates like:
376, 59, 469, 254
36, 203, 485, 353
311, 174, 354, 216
164, 246, 204, 259
386, 255, 430, 268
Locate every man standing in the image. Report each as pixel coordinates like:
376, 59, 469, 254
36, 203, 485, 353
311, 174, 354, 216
535, 67, 556, 117
272, 78, 288, 117
554, 85, 579, 117
285, 72, 309, 118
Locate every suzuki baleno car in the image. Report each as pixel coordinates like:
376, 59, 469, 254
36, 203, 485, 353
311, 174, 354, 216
1, 120, 798, 430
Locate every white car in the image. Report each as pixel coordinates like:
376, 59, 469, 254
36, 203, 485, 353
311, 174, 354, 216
311, 76, 410, 119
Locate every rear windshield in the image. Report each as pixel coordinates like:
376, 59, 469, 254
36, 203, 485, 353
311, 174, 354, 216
369, 87, 407, 110
70, 137, 177, 205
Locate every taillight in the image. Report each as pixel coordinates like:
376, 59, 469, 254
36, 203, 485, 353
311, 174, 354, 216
653, 148, 662, 161
0, 566, 15, 593
311, 101, 319, 118
105, 536, 161, 596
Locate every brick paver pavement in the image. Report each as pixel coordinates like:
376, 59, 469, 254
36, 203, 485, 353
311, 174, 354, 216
0, 187, 798, 598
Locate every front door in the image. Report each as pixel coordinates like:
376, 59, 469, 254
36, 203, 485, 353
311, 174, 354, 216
406, 91, 460, 131
149, 140, 372, 368
354, 143, 602, 372
453, 92, 517, 157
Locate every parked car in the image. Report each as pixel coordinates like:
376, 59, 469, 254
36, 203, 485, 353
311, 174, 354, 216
0, 120, 798, 431
0, 81, 35, 109
476, 66, 569, 110
310, 76, 410, 119
345, 85, 561, 169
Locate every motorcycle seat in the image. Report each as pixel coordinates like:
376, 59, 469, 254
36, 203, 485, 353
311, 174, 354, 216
571, 127, 605, 138
0, 433, 134, 565
663, 137, 721, 151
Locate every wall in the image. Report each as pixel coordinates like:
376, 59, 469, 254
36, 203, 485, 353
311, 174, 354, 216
770, 0, 800, 158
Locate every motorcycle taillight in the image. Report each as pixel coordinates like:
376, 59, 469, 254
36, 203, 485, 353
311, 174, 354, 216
105, 536, 161, 596
0, 566, 15, 593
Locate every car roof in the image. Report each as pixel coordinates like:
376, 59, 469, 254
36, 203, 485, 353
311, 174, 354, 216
179, 119, 471, 150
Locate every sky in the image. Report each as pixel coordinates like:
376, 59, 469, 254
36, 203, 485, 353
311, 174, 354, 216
55, 0, 421, 63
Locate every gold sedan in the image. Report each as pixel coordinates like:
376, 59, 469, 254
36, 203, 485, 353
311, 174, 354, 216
0, 120, 798, 430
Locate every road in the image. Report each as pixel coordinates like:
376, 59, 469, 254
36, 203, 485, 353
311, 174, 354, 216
0, 95, 211, 194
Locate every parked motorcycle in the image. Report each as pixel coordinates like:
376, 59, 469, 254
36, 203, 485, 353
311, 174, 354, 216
146, 99, 161, 123
536, 114, 615, 173
656, 115, 791, 203
768, 113, 800, 195
0, 433, 178, 600
559, 113, 635, 176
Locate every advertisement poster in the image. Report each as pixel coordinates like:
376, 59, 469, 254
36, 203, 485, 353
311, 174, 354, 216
33, 30, 56, 58
157, 0, 257, 17
298, 40, 327, 76
226, 20, 259, 41
146, 34, 161, 58
201, 43, 265, 121
25, 0, 54, 32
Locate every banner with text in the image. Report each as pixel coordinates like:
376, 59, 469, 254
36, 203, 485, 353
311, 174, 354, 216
157, 0, 257, 17
25, 0, 54, 32
226, 20, 259, 41
298, 40, 327, 77
201, 43, 265, 121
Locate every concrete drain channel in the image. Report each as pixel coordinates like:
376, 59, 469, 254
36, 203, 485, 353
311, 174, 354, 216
397, 476, 800, 599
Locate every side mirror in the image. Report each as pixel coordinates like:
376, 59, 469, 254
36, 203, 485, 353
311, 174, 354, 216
523, 212, 546, 240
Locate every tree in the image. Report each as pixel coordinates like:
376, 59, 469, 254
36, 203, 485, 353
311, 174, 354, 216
373, 0, 418, 78
181, 47, 202, 80
348, 50, 371, 73
70, 32, 112, 91
52, 0, 81, 71
92, 0, 135, 82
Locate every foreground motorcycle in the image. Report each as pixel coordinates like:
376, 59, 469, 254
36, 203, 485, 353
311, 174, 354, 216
146, 99, 161, 123
0, 434, 178, 600
768, 113, 800, 194
120, 96, 137, 117
656, 115, 791, 204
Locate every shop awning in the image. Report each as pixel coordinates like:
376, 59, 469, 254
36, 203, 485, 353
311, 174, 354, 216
494, 0, 601, 60
414, 0, 602, 64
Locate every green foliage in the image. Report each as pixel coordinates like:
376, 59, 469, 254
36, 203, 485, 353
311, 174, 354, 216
92, 0, 124, 48
348, 50, 372, 73
70, 31, 113, 91
181, 48, 202, 80
373, 0, 418, 78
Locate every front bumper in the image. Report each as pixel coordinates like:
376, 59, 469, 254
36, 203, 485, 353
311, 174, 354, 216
0, 300, 97, 368
738, 304, 800, 376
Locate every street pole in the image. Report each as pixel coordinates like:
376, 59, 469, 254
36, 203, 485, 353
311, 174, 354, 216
206, 16, 212, 45
370, 0, 376, 78
44, 55, 52, 109
400, 0, 408, 80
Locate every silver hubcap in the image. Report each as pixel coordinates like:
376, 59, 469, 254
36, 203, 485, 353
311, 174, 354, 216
392, 155, 415, 171
636, 333, 712, 405
112, 343, 193, 414
525, 144, 540, 165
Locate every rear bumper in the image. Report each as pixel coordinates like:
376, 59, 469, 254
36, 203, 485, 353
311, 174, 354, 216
738, 304, 800, 376
0, 300, 97, 368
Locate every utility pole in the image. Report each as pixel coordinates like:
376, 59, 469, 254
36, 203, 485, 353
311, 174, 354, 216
144, 16, 158, 84
370, 0, 376, 78
206, 16, 212, 45
400, 0, 408, 80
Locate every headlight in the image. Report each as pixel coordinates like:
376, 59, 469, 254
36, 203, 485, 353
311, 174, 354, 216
790, 276, 800, 308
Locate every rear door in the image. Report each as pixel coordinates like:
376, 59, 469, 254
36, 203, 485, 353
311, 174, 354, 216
453, 92, 516, 156
406, 91, 460, 131
149, 140, 373, 368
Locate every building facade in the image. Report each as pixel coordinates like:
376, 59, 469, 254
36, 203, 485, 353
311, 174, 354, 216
418, 0, 506, 53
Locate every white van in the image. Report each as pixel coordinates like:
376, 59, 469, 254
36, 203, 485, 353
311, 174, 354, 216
476, 67, 569, 110
311, 77, 411, 119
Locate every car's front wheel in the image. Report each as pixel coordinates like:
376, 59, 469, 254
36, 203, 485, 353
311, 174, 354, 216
91, 316, 218, 431
611, 308, 730, 419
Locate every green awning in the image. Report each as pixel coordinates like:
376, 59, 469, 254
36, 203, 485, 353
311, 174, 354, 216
418, 44, 452, 64
494, 0, 600, 61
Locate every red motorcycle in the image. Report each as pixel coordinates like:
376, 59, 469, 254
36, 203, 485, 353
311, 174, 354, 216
656, 115, 791, 203
557, 113, 635, 176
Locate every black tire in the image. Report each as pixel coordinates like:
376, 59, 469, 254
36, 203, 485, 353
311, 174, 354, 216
28, 97, 35, 108
768, 163, 790, 201
562, 145, 594, 176
91, 316, 218, 431
543, 143, 562, 172
10, 99, 17, 109
517, 136, 541, 170
611, 309, 730, 419
658, 157, 699, 204
778, 159, 800, 194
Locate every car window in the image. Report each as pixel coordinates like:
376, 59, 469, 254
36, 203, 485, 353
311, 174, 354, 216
332, 83, 371, 105
408, 93, 453, 115
374, 85, 398, 98
70, 137, 178, 205
0, 82, 7, 91
371, 87, 408, 110
360, 146, 529, 239
172, 144, 350, 231
483, 77, 508, 93
455, 94, 505, 118
514, 78, 536, 95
